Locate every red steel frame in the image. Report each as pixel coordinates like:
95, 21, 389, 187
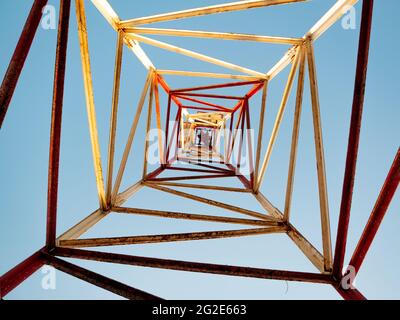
0, 0, 48, 128
1, 0, 399, 301
332, 0, 375, 280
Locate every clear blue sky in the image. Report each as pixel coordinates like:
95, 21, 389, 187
0, 0, 399, 299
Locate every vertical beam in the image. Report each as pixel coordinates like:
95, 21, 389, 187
111, 71, 153, 200
227, 103, 244, 162
333, 0, 374, 280
245, 100, 255, 185
142, 79, 155, 179
175, 107, 183, 160
236, 104, 246, 169
0, 250, 45, 299
226, 111, 235, 163
253, 82, 268, 191
256, 46, 301, 192
46, 0, 71, 247
164, 95, 172, 165
0, 0, 48, 128
347, 148, 400, 276
165, 108, 181, 163
75, 0, 106, 209
283, 46, 305, 222
153, 77, 165, 164
105, 31, 124, 208
223, 120, 228, 161
305, 40, 332, 271
179, 107, 185, 151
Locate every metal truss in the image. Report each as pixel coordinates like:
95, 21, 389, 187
1, 0, 399, 300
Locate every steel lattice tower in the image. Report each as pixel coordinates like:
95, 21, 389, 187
1, 0, 399, 300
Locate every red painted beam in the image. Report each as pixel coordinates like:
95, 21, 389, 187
333, 0, 375, 280
0, 249, 46, 298
164, 95, 172, 165
147, 173, 235, 182
245, 99, 255, 185
176, 92, 244, 100
335, 285, 366, 300
52, 247, 334, 284
156, 74, 182, 107
174, 95, 230, 109
156, 74, 171, 94
166, 166, 230, 174
45, 254, 162, 300
227, 111, 235, 160
347, 148, 400, 275
181, 105, 232, 112
46, 0, 71, 248
0, 0, 48, 128
165, 108, 181, 162
177, 158, 232, 173
228, 103, 245, 160
245, 82, 265, 99
233, 83, 264, 112
171, 80, 263, 93
236, 102, 246, 169
175, 107, 182, 157
226, 163, 252, 189
145, 166, 166, 180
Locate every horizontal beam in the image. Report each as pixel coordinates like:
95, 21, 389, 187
145, 182, 275, 221
124, 27, 303, 45
172, 79, 262, 94
45, 253, 161, 300
126, 33, 266, 77
120, 0, 306, 27
146, 173, 234, 182
175, 95, 229, 110
176, 158, 232, 172
176, 92, 244, 100
146, 181, 251, 193
112, 206, 281, 227
182, 105, 232, 112
165, 166, 231, 174
59, 227, 285, 248
53, 247, 334, 284
157, 69, 266, 81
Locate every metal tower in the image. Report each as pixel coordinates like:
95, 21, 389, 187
1, 0, 399, 300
